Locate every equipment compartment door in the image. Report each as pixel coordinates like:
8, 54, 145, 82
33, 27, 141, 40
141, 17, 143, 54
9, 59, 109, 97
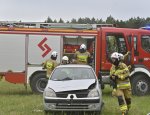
28, 35, 62, 65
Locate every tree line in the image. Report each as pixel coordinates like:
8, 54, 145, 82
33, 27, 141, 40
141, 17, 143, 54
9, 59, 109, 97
45, 15, 150, 29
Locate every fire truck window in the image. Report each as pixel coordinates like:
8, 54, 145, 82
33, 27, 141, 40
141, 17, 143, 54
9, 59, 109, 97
106, 35, 118, 62
133, 36, 138, 52
127, 36, 138, 53
106, 36, 118, 53
106, 33, 126, 61
141, 35, 150, 53
118, 38, 127, 54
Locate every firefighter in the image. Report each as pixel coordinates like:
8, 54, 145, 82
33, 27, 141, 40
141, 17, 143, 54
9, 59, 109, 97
74, 44, 91, 64
61, 56, 69, 65
110, 52, 131, 115
42, 51, 58, 78
0, 75, 3, 81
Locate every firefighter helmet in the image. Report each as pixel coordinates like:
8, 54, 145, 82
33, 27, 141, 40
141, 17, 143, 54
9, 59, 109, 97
62, 56, 69, 61
111, 52, 119, 59
51, 51, 58, 57
118, 53, 124, 60
80, 44, 86, 50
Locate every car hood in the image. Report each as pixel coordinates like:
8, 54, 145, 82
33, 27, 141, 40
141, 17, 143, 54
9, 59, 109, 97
47, 79, 96, 92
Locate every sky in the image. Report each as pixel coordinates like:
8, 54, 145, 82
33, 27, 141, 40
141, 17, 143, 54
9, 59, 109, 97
0, 0, 150, 22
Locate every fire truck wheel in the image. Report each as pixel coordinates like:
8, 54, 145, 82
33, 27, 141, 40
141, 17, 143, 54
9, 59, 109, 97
131, 73, 150, 96
30, 72, 47, 94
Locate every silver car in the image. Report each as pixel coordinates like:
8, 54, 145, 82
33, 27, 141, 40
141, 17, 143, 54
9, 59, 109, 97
43, 64, 103, 115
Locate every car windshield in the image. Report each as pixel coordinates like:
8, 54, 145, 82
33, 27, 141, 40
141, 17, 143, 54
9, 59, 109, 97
50, 67, 95, 81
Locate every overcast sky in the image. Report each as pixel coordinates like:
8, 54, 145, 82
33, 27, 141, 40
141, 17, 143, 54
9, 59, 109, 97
0, 0, 149, 22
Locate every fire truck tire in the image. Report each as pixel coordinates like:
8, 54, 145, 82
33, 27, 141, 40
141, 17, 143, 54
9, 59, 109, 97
30, 72, 47, 94
131, 73, 150, 96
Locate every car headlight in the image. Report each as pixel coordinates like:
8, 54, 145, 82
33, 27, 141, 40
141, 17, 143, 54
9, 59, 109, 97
88, 88, 99, 97
44, 88, 56, 97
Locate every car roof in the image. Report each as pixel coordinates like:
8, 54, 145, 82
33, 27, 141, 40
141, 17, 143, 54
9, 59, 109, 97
56, 64, 92, 69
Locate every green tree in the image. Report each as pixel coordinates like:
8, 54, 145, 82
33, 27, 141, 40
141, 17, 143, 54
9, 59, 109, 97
84, 17, 92, 24
78, 17, 84, 24
71, 18, 77, 23
91, 17, 96, 24
66, 20, 70, 23
58, 18, 64, 23
53, 19, 57, 23
96, 18, 104, 24
45, 16, 53, 23
106, 15, 116, 24
146, 17, 150, 24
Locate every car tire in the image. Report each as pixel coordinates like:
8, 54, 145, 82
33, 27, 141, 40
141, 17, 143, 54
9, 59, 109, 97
95, 111, 101, 115
30, 72, 48, 94
131, 73, 150, 96
44, 110, 49, 115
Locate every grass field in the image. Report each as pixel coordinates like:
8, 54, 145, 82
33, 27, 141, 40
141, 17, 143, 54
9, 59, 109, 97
0, 79, 150, 115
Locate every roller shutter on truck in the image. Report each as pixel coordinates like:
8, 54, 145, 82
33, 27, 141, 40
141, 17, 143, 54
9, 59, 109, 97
0, 34, 25, 72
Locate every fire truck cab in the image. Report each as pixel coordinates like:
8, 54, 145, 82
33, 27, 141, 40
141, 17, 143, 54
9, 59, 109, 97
99, 27, 150, 96
0, 22, 150, 96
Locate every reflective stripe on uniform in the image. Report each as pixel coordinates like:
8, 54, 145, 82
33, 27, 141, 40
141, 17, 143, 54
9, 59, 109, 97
46, 61, 54, 69
120, 105, 128, 111
117, 82, 131, 89
77, 55, 87, 63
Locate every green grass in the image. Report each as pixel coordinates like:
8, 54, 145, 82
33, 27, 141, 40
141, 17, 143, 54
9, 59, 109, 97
102, 86, 150, 115
0, 79, 150, 115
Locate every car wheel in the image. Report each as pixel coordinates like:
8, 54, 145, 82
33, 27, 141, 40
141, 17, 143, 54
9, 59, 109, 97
87, 112, 94, 115
131, 73, 150, 96
30, 72, 48, 94
94, 111, 101, 115
44, 110, 49, 115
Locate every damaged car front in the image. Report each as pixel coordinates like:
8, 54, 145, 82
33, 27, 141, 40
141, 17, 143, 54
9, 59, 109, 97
43, 65, 103, 114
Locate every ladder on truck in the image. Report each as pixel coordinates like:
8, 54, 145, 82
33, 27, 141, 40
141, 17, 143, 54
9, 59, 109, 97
0, 21, 114, 29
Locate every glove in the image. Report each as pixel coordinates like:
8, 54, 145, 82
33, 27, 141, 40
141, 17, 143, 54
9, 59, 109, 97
111, 75, 115, 80
127, 51, 131, 55
111, 75, 118, 80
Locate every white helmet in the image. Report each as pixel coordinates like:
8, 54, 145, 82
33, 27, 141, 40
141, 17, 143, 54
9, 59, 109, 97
80, 44, 86, 50
51, 51, 58, 57
62, 56, 69, 61
111, 52, 119, 59
118, 53, 124, 60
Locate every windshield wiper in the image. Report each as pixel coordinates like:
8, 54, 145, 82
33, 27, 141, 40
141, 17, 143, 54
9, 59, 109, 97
52, 79, 62, 81
62, 77, 72, 81
52, 77, 72, 81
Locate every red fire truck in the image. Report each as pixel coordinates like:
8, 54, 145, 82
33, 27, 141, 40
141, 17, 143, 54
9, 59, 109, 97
0, 22, 150, 96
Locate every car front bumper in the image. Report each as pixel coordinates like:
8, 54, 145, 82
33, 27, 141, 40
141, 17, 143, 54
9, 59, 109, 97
44, 97, 102, 111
